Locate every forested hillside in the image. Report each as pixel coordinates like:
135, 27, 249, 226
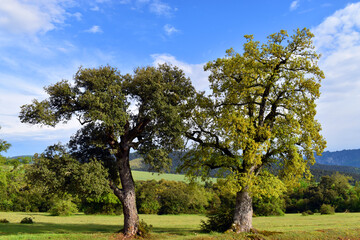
316, 149, 360, 167
10, 149, 360, 183
129, 151, 360, 183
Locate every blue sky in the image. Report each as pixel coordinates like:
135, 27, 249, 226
1, 0, 360, 156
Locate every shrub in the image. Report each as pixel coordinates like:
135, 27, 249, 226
136, 180, 214, 215
137, 219, 153, 238
201, 192, 235, 233
136, 180, 161, 214
253, 197, 285, 216
81, 193, 122, 215
0, 219, 9, 223
158, 183, 188, 215
20, 217, 34, 224
301, 210, 314, 216
49, 199, 78, 216
320, 204, 335, 215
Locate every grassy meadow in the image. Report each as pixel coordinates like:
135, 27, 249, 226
1, 212, 360, 239
132, 170, 190, 182
131, 170, 217, 183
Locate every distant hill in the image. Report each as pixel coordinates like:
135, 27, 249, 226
129, 151, 184, 173
9, 155, 33, 159
315, 149, 360, 168
130, 150, 360, 184
310, 163, 360, 183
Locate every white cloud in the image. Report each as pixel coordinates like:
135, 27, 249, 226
0, 0, 72, 35
163, 24, 179, 35
90, 6, 100, 11
120, 0, 174, 16
312, 2, 360, 150
72, 12, 82, 21
85, 25, 103, 33
149, 0, 172, 16
151, 54, 209, 92
290, 0, 299, 11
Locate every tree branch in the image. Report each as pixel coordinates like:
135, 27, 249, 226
109, 180, 124, 201
185, 131, 235, 158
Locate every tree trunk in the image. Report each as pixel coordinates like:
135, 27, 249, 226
232, 189, 253, 233
121, 187, 139, 237
111, 148, 139, 237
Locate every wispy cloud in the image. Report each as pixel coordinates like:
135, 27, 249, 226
151, 54, 209, 92
85, 25, 103, 33
163, 24, 179, 35
0, 0, 71, 35
120, 0, 174, 17
72, 12, 82, 21
149, 0, 173, 16
290, 0, 300, 11
90, 5, 100, 11
313, 2, 360, 150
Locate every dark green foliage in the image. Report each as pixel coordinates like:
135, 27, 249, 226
136, 180, 213, 215
253, 197, 285, 216
20, 217, 34, 224
81, 193, 122, 215
320, 204, 335, 215
136, 180, 161, 214
201, 192, 235, 233
0, 219, 9, 223
286, 173, 360, 213
49, 198, 78, 216
311, 163, 360, 183
301, 210, 314, 216
26, 144, 110, 200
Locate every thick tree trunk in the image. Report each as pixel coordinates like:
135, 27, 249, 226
232, 189, 253, 233
111, 147, 139, 237
121, 187, 139, 237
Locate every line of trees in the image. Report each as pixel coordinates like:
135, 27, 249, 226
1, 152, 360, 221
0, 28, 325, 237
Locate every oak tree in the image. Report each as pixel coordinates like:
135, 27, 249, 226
20, 64, 194, 236
181, 28, 326, 232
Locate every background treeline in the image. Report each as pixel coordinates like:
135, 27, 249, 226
129, 151, 360, 182
315, 149, 360, 168
1, 155, 360, 216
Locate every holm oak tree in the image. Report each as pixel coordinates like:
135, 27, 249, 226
20, 64, 194, 237
181, 28, 326, 232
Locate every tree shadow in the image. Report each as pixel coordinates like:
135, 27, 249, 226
152, 227, 202, 235
0, 223, 119, 235
0, 223, 202, 237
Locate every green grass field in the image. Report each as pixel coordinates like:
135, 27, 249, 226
132, 170, 190, 182
132, 170, 216, 183
1, 212, 360, 239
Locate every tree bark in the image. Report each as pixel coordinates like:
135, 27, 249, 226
121, 187, 139, 237
111, 147, 139, 237
232, 189, 253, 233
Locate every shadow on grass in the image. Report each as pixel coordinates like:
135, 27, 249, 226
0, 223, 119, 235
152, 227, 202, 235
0, 223, 201, 237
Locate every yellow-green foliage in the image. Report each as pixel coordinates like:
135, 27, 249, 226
183, 28, 326, 199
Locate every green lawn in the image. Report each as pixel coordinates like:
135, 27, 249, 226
0, 212, 360, 239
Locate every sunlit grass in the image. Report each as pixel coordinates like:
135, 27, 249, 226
132, 170, 216, 183
1, 212, 360, 239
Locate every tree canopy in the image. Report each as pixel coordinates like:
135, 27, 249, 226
181, 28, 326, 232
19, 64, 195, 236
